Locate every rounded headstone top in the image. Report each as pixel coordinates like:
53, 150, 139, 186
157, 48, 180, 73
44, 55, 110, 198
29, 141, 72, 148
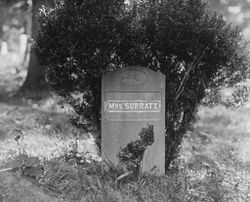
103, 66, 164, 91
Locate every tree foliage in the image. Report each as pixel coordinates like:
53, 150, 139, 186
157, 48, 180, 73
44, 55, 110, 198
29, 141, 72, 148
33, 0, 249, 170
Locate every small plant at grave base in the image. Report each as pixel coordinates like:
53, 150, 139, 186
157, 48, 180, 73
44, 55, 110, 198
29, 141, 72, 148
62, 137, 99, 167
34, 0, 249, 170
117, 125, 154, 178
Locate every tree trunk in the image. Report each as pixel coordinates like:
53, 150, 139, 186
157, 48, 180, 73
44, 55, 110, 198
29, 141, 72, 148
20, 0, 51, 92
21, 1, 32, 69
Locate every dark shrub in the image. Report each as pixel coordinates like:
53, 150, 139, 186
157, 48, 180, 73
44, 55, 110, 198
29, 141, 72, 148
33, 0, 249, 170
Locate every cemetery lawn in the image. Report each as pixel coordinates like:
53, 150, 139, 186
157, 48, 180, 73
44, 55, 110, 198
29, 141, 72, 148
0, 61, 250, 201
0, 96, 250, 201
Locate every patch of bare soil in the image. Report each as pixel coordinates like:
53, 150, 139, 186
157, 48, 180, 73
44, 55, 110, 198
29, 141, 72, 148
0, 171, 65, 202
0, 98, 98, 201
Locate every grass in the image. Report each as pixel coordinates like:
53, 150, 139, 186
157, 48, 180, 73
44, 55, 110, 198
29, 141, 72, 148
180, 105, 250, 201
1, 54, 250, 201
0, 100, 98, 166
0, 99, 250, 201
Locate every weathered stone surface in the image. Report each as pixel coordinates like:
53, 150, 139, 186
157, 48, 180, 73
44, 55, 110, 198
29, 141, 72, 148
102, 66, 165, 174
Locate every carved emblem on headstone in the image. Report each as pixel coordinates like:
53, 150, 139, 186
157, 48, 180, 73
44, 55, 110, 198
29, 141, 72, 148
120, 69, 147, 85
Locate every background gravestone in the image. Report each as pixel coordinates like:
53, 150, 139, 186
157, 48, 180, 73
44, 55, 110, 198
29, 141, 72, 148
102, 66, 165, 174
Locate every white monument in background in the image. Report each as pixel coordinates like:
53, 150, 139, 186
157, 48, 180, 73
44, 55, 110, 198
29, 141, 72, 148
20, 34, 28, 53
0, 41, 8, 55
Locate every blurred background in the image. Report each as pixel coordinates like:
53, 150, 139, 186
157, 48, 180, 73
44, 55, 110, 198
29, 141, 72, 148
0, 0, 250, 96
0, 0, 31, 94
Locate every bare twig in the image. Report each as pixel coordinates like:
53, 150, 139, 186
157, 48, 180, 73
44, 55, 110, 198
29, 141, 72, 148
0, 168, 12, 172
175, 47, 209, 101
117, 171, 133, 181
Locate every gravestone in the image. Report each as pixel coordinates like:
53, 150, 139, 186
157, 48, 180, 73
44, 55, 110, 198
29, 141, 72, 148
102, 66, 165, 174
0, 41, 8, 55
